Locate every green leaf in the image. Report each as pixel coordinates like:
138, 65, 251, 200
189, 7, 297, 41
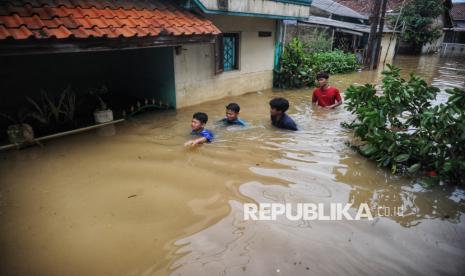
418, 177, 435, 189
394, 154, 410, 162
360, 144, 377, 156
443, 162, 452, 172
408, 163, 421, 173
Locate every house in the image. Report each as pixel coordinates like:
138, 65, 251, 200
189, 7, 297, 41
174, 0, 311, 107
310, 0, 367, 23
335, 0, 456, 55
284, 0, 397, 65
0, 0, 312, 115
442, 2, 465, 56
0, 0, 221, 120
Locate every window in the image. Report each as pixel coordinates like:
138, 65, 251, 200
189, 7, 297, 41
215, 33, 240, 74
223, 33, 239, 71
258, 31, 272, 37
217, 0, 228, 10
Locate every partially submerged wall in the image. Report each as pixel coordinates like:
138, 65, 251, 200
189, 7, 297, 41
173, 15, 276, 108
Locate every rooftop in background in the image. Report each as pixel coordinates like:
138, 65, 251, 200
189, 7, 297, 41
301, 15, 393, 34
0, 0, 221, 40
192, 0, 311, 19
333, 0, 405, 16
311, 0, 368, 19
451, 2, 465, 20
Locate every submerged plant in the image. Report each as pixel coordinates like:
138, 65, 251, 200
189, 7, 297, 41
343, 65, 465, 186
89, 84, 109, 111
27, 85, 77, 125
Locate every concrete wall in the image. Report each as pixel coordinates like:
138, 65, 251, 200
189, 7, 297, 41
380, 34, 397, 65
173, 15, 276, 108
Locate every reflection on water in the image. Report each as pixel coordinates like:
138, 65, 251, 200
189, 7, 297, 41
1, 55, 465, 275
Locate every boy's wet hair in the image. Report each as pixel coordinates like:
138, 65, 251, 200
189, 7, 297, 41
193, 112, 208, 124
269, 97, 289, 112
226, 103, 240, 113
316, 72, 330, 80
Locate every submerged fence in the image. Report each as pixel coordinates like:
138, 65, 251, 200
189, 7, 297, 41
440, 43, 465, 57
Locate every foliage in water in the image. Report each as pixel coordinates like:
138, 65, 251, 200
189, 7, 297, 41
343, 65, 465, 186
27, 86, 76, 125
274, 38, 314, 88
275, 38, 359, 88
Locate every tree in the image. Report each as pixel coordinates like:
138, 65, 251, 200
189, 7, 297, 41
399, 0, 444, 48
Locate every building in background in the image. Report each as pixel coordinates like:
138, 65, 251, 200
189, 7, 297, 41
284, 0, 397, 65
443, 2, 465, 56
175, 0, 311, 107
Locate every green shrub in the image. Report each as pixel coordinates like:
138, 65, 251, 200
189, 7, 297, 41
343, 65, 465, 186
274, 38, 359, 88
311, 50, 359, 75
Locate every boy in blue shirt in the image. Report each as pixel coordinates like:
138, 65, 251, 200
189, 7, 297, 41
269, 97, 298, 131
184, 112, 214, 146
219, 103, 247, 126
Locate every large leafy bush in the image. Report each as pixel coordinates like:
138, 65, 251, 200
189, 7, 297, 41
343, 65, 465, 186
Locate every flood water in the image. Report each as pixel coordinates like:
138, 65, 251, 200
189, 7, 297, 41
1, 55, 465, 276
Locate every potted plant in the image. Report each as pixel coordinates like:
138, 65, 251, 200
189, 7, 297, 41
90, 85, 113, 124
0, 108, 35, 146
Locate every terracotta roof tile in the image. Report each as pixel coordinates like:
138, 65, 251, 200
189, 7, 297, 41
11, 25, 34, 39
0, 0, 221, 40
0, 25, 11, 38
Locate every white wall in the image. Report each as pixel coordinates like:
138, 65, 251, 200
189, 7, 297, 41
174, 15, 276, 108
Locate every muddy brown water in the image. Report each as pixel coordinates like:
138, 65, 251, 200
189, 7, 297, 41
1, 55, 465, 276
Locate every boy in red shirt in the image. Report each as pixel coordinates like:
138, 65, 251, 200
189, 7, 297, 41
312, 72, 343, 109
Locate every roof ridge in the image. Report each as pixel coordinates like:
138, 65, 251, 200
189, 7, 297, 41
0, 0, 221, 40
1, 0, 169, 11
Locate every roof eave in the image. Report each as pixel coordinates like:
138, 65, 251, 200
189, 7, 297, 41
192, 0, 310, 20
0, 34, 217, 56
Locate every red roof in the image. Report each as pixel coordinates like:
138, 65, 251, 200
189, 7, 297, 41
451, 3, 465, 21
0, 0, 221, 40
